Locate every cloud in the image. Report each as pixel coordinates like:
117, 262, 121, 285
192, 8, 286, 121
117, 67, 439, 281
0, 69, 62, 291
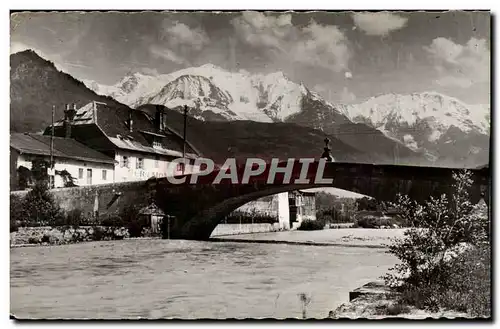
163, 21, 210, 51
425, 37, 490, 88
150, 45, 187, 65
231, 12, 292, 51
139, 67, 160, 76
291, 21, 350, 72
151, 20, 210, 65
231, 12, 350, 73
352, 12, 408, 36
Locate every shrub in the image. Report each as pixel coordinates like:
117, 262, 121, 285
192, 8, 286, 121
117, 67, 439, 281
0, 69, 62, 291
384, 170, 491, 316
10, 194, 24, 232
28, 237, 40, 244
119, 205, 146, 238
356, 215, 398, 228
65, 209, 85, 227
91, 227, 106, 241
23, 182, 64, 227
316, 208, 352, 224
41, 234, 50, 244
127, 219, 145, 238
100, 214, 124, 227
297, 218, 325, 231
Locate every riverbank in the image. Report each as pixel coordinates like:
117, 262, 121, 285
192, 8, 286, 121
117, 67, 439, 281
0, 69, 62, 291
211, 228, 406, 248
11, 226, 406, 248
329, 280, 471, 319
10, 226, 134, 247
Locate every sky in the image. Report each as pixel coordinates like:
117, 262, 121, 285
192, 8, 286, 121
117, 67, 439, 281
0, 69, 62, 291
10, 11, 490, 105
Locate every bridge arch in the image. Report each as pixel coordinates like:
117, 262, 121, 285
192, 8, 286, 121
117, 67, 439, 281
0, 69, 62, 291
150, 161, 488, 240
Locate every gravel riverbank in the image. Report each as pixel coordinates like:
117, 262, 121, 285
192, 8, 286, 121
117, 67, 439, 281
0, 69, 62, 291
211, 228, 407, 248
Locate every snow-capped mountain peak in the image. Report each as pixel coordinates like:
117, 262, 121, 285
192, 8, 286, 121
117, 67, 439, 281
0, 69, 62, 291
91, 64, 314, 123
87, 64, 490, 167
338, 91, 490, 165
341, 91, 489, 135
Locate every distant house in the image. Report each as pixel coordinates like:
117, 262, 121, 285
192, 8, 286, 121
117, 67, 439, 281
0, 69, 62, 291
138, 202, 165, 235
289, 190, 317, 228
43, 102, 201, 183
227, 190, 317, 232
10, 133, 115, 190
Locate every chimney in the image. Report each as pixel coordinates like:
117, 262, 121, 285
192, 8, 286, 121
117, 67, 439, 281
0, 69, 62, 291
155, 105, 165, 132
63, 104, 72, 138
128, 110, 133, 132
65, 103, 77, 122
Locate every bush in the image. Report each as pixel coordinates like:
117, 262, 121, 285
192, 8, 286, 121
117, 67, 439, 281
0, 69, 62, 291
127, 219, 145, 238
90, 226, 126, 241
100, 214, 124, 227
65, 209, 85, 227
356, 215, 389, 228
28, 237, 40, 244
316, 208, 352, 224
119, 205, 147, 238
384, 170, 491, 316
41, 234, 50, 244
50, 208, 86, 228
23, 182, 64, 227
91, 227, 107, 241
297, 218, 325, 231
10, 194, 24, 232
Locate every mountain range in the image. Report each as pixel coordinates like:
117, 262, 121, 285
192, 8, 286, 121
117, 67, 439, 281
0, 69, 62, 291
10, 50, 490, 168
85, 63, 490, 168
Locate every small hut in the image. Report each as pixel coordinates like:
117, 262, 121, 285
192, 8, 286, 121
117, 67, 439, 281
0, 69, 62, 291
138, 202, 165, 234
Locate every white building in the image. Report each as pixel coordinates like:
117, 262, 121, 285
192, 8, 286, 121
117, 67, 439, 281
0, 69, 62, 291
10, 133, 115, 190
44, 102, 201, 183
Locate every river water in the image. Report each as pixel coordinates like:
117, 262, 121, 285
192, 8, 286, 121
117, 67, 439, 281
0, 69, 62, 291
10, 238, 397, 319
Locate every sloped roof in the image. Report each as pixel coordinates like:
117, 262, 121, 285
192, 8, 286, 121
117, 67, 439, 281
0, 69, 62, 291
51, 102, 200, 158
10, 133, 115, 164
139, 202, 165, 216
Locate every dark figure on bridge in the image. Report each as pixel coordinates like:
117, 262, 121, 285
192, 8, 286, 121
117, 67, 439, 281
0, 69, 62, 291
321, 138, 334, 162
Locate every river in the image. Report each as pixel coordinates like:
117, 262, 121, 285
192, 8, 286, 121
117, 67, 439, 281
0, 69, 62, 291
10, 237, 397, 319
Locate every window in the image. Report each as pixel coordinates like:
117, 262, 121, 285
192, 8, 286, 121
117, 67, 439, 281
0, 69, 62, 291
136, 158, 144, 170
177, 162, 185, 173
154, 156, 159, 168
153, 138, 162, 148
121, 156, 129, 168
78, 168, 84, 179
87, 169, 92, 185
102, 170, 107, 181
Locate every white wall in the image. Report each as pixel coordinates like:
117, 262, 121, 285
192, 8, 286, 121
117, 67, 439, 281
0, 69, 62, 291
16, 154, 114, 187
210, 223, 280, 237
114, 150, 200, 183
231, 192, 291, 230
276, 192, 290, 230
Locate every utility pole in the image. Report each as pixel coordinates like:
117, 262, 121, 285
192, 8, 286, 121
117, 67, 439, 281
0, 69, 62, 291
182, 105, 188, 175
49, 105, 55, 188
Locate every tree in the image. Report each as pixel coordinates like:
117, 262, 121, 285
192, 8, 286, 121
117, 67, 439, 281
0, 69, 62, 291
356, 197, 378, 211
31, 158, 50, 185
23, 181, 63, 226
384, 170, 490, 311
55, 169, 77, 187
16, 166, 33, 190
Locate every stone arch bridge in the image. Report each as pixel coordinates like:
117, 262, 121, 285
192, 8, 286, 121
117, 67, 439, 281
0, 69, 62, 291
71, 160, 489, 241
